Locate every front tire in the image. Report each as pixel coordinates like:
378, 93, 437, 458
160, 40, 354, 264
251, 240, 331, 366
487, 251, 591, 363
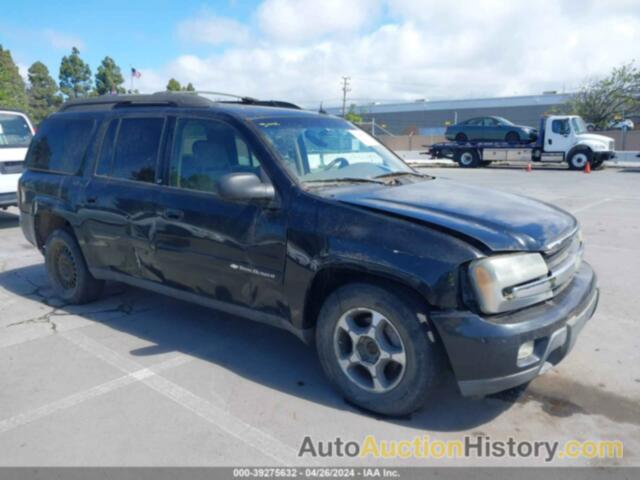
45, 229, 104, 304
568, 149, 592, 170
505, 131, 520, 144
315, 283, 444, 416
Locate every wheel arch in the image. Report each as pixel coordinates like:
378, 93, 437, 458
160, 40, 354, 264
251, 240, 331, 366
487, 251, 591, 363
302, 264, 433, 331
568, 143, 593, 157
33, 202, 77, 250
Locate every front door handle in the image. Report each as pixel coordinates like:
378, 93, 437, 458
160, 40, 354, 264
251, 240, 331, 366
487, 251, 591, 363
163, 209, 184, 220
86, 196, 97, 204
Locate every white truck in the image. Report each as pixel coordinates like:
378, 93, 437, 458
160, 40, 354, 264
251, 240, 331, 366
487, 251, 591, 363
428, 115, 615, 170
0, 109, 35, 209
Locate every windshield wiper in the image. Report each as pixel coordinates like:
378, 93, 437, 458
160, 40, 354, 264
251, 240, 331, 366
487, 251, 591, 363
303, 177, 386, 185
373, 171, 429, 180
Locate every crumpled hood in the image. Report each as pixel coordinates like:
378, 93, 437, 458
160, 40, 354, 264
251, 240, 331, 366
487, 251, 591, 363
329, 179, 577, 252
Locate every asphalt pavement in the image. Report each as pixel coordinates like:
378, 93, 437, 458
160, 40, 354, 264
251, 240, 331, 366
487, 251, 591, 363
0, 165, 638, 467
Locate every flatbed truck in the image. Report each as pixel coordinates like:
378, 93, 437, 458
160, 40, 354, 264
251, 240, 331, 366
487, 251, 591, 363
427, 115, 615, 170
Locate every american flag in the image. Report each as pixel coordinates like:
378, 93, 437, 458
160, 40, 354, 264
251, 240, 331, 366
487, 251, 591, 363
131, 67, 142, 78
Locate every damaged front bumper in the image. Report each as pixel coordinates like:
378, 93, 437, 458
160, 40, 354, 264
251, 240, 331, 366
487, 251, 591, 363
431, 262, 598, 396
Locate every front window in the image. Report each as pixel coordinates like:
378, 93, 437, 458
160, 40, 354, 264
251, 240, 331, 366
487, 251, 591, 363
169, 118, 262, 194
552, 118, 570, 135
571, 117, 588, 134
0, 113, 33, 148
251, 116, 413, 184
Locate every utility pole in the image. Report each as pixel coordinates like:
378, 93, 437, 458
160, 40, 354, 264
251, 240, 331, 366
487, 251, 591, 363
341, 76, 351, 117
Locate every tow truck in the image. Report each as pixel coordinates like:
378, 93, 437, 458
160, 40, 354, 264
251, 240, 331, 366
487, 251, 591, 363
427, 115, 615, 170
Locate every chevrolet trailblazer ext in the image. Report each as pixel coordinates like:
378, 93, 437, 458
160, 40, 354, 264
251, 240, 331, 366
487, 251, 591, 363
19, 93, 598, 416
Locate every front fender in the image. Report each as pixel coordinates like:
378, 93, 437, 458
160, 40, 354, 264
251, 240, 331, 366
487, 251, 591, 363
283, 195, 483, 330
574, 140, 605, 152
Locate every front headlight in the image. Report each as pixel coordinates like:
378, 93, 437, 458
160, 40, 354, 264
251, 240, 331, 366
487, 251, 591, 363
469, 253, 549, 314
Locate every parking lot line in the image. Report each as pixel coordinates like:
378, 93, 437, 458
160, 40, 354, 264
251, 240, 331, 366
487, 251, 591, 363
60, 329, 303, 465
569, 198, 613, 214
0, 354, 190, 435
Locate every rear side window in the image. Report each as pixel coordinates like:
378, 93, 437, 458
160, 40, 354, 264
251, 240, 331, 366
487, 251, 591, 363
97, 117, 164, 183
27, 117, 94, 174
96, 120, 117, 176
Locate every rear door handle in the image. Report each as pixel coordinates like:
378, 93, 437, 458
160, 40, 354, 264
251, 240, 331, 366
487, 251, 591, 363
86, 196, 97, 204
163, 209, 184, 220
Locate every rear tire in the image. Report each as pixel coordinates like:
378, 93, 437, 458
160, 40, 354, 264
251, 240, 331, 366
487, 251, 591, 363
45, 229, 104, 304
315, 283, 444, 416
454, 133, 468, 143
456, 149, 480, 168
568, 149, 592, 170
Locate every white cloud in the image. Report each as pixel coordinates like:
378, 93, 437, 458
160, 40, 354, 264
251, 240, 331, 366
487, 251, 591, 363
137, 0, 640, 107
43, 29, 85, 50
256, 0, 384, 43
17, 63, 29, 83
177, 14, 250, 45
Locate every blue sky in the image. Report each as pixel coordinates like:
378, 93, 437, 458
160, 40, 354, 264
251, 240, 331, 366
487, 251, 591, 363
2, 0, 639, 108
1, 1, 262, 79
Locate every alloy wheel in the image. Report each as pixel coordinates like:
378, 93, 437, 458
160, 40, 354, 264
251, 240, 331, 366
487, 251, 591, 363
333, 308, 407, 393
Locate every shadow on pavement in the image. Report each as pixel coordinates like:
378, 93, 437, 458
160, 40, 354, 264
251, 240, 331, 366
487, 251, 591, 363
0, 211, 19, 230
0, 262, 514, 432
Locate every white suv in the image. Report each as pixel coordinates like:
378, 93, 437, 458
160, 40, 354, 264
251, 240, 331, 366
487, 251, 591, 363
0, 110, 34, 209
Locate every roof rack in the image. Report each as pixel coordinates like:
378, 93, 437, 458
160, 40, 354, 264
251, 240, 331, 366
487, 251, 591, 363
59, 92, 215, 112
59, 91, 301, 112
172, 91, 302, 110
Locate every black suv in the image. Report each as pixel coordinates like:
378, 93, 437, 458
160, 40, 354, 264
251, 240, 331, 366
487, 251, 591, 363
19, 93, 598, 416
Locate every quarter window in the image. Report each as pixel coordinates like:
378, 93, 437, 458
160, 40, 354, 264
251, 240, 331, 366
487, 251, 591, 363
26, 117, 94, 174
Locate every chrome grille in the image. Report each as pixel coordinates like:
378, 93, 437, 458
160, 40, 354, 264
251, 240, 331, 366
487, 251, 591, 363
543, 233, 583, 294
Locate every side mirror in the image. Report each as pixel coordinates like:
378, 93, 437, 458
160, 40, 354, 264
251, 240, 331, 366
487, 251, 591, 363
217, 172, 275, 202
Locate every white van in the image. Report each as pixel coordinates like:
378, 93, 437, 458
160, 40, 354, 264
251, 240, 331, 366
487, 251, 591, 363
0, 110, 35, 209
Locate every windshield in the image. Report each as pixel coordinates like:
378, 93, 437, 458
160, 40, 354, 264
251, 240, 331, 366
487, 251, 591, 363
571, 117, 588, 134
251, 116, 414, 184
0, 113, 33, 148
493, 117, 513, 126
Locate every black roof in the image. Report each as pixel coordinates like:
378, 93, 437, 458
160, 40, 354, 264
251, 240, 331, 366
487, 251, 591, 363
59, 92, 303, 113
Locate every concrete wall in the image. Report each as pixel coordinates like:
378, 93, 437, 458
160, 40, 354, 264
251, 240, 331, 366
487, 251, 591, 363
377, 134, 445, 151
378, 129, 640, 151
597, 130, 640, 151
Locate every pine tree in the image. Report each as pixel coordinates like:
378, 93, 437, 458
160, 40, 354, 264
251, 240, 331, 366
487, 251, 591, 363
95, 56, 125, 95
184, 82, 195, 92
0, 45, 28, 110
59, 47, 92, 98
166, 78, 182, 91
27, 61, 61, 125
